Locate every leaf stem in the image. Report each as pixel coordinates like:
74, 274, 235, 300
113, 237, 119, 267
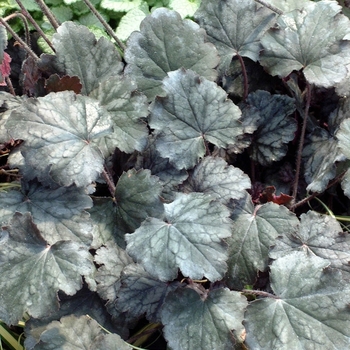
290, 170, 346, 211
0, 18, 39, 61
15, 0, 55, 52
102, 167, 116, 197
292, 81, 312, 206
242, 289, 279, 299
237, 54, 248, 101
34, 0, 60, 29
254, 0, 283, 15
81, 0, 126, 53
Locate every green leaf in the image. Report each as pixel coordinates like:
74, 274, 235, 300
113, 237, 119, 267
225, 193, 299, 289
183, 156, 251, 203
52, 22, 123, 95
115, 4, 149, 41
195, 0, 276, 73
116, 263, 181, 322
126, 193, 232, 282
95, 242, 134, 302
100, 0, 143, 12
169, 0, 200, 18
270, 211, 350, 276
303, 127, 343, 193
0, 213, 95, 325
124, 8, 219, 101
149, 69, 243, 170
247, 90, 297, 165
36, 315, 131, 349
260, 1, 350, 87
6, 91, 113, 188
161, 287, 247, 349
115, 169, 164, 234
0, 180, 93, 246
245, 251, 350, 349
89, 76, 149, 154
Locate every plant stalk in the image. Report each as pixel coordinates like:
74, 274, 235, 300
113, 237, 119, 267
34, 0, 60, 29
0, 18, 39, 61
81, 0, 126, 53
292, 81, 312, 205
15, 0, 55, 52
102, 167, 116, 197
242, 289, 279, 299
237, 54, 249, 101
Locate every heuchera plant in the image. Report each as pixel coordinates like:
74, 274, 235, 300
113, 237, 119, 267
1, 0, 350, 349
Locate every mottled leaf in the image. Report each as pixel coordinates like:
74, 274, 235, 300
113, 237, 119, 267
36, 315, 131, 350
126, 193, 232, 282
0, 180, 92, 245
270, 211, 350, 276
195, 0, 276, 72
149, 69, 243, 169
303, 127, 343, 193
0, 24, 6, 64
89, 76, 149, 154
183, 156, 251, 203
247, 90, 297, 165
52, 21, 123, 95
0, 213, 95, 325
260, 1, 350, 87
161, 287, 247, 350
95, 242, 134, 302
135, 136, 188, 200
245, 251, 350, 349
124, 8, 219, 100
115, 169, 164, 234
225, 193, 299, 289
116, 263, 181, 322
6, 91, 113, 187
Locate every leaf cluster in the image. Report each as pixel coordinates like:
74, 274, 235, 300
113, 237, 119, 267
1, 0, 350, 349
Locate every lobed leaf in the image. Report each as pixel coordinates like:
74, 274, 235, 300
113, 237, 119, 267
95, 242, 134, 302
115, 168, 164, 234
36, 315, 131, 349
124, 8, 219, 101
260, 0, 350, 87
0, 213, 95, 325
89, 75, 149, 154
6, 91, 113, 188
161, 287, 247, 350
195, 0, 276, 73
52, 21, 123, 95
126, 192, 233, 282
116, 263, 181, 322
183, 156, 251, 203
270, 211, 350, 277
225, 193, 299, 289
245, 251, 350, 349
0, 180, 93, 246
303, 127, 343, 193
149, 69, 243, 169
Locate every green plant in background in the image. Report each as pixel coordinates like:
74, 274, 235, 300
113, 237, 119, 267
2, 0, 350, 349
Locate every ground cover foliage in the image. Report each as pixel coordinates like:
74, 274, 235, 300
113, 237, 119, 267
1, 0, 350, 349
